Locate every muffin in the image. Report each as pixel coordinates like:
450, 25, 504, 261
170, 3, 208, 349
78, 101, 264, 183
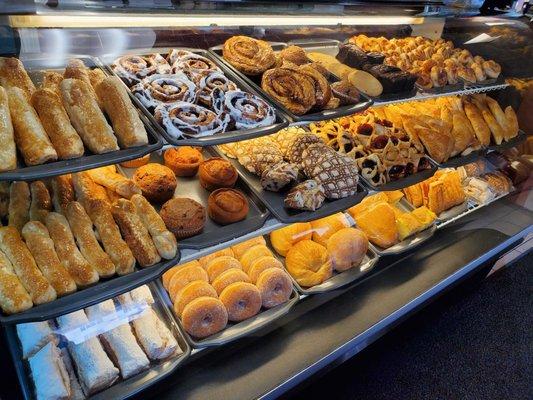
164, 146, 204, 177
207, 188, 249, 225
133, 163, 177, 203
160, 197, 206, 239
199, 157, 238, 191
120, 154, 151, 168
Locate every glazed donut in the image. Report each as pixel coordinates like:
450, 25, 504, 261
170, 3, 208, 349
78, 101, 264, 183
162, 260, 201, 290
255, 268, 293, 309
430, 66, 447, 88
173, 280, 217, 317
198, 248, 235, 269
212, 268, 251, 295
219, 282, 262, 322
132, 73, 197, 110
248, 256, 283, 284
112, 53, 171, 86
167, 263, 208, 301
482, 60, 501, 79
206, 256, 243, 282
181, 297, 228, 338
240, 245, 273, 272
471, 62, 486, 82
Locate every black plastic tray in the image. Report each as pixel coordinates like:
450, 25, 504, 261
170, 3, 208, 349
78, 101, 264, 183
358, 162, 438, 192
209, 41, 374, 122
486, 130, 527, 153
463, 75, 506, 89
5, 283, 191, 400
216, 148, 368, 223
100, 49, 289, 147
427, 148, 485, 169
155, 279, 299, 348
0, 55, 163, 182
118, 147, 270, 249
415, 81, 464, 95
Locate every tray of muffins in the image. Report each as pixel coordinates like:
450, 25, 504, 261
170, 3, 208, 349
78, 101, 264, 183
266, 215, 379, 295
101, 48, 289, 147
216, 126, 369, 223
0, 55, 163, 181
209, 36, 374, 122
158, 236, 299, 348
116, 147, 270, 249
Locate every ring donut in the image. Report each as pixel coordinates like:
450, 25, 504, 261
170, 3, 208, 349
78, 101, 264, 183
239, 245, 273, 272
181, 297, 228, 338
248, 256, 283, 284
173, 280, 217, 317
212, 268, 250, 295
219, 282, 262, 322
198, 248, 235, 269
206, 256, 243, 282
162, 260, 201, 290
167, 263, 208, 302
256, 268, 293, 309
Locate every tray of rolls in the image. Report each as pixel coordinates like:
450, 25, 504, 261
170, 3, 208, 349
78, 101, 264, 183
159, 238, 299, 348
0, 169, 180, 323
0, 55, 163, 181
101, 48, 289, 146
5, 284, 191, 400
209, 37, 374, 122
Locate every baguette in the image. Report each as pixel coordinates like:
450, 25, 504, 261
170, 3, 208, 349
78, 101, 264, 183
86, 166, 141, 199
45, 212, 99, 287
7, 87, 58, 165
50, 174, 75, 215
131, 194, 177, 259
85, 299, 150, 379
111, 199, 161, 267
42, 71, 63, 96
64, 59, 103, 109
60, 78, 118, 154
22, 221, 77, 296
28, 342, 71, 400
31, 88, 85, 160
66, 201, 116, 278
0, 57, 36, 100
0, 249, 32, 314
0, 86, 17, 171
16, 320, 56, 359
84, 198, 135, 275
71, 171, 110, 204
96, 77, 149, 148
8, 181, 30, 232
60, 348, 85, 400
29, 181, 53, 223
0, 182, 9, 219
0, 226, 57, 304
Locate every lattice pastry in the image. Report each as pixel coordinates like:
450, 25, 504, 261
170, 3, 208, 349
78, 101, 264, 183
237, 144, 283, 175
284, 179, 326, 211
271, 127, 306, 159
287, 133, 323, 167
260, 162, 299, 192
309, 154, 359, 199
301, 143, 336, 178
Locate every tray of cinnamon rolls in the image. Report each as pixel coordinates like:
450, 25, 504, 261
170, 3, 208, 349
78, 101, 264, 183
209, 36, 374, 122
103, 48, 289, 146
6, 284, 191, 400
0, 56, 163, 181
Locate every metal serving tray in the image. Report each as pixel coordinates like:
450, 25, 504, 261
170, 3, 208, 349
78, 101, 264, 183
435, 201, 471, 226
5, 283, 191, 400
0, 55, 163, 182
117, 147, 270, 249
209, 41, 374, 122
100, 48, 289, 147
155, 279, 299, 349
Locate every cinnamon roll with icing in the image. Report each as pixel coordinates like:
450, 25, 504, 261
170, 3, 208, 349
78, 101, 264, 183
112, 54, 171, 86
223, 90, 276, 129
132, 73, 196, 110
197, 70, 238, 105
170, 51, 220, 74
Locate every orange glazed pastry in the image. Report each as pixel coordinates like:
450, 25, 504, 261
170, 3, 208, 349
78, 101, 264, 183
207, 188, 249, 225
231, 236, 266, 260
198, 248, 235, 269
212, 268, 251, 295
255, 268, 293, 309
133, 163, 177, 203
205, 256, 243, 282
240, 245, 273, 272
164, 146, 203, 177
181, 297, 228, 338
162, 260, 200, 290
347, 192, 390, 219
248, 256, 283, 284
285, 240, 332, 287
219, 282, 262, 322
326, 228, 368, 272
198, 157, 238, 191
120, 154, 150, 168
310, 213, 351, 246
354, 202, 399, 249
167, 263, 208, 302
173, 280, 217, 317
269, 222, 312, 257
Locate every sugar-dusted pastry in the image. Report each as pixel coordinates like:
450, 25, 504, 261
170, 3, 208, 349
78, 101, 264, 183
198, 157, 238, 191
160, 197, 206, 239
212, 268, 250, 295
205, 256, 242, 282
197, 248, 235, 269
60, 348, 84, 400
173, 280, 217, 317
29, 181, 52, 224
219, 282, 261, 322
8, 181, 30, 232
86, 165, 141, 199
181, 296, 228, 338
237, 144, 284, 176
0, 86, 16, 172
167, 262, 209, 302
41, 71, 63, 95
247, 256, 283, 284
239, 244, 273, 273
50, 175, 75, 215
133, 163, 177, 203
28, 342, 71, 400
270, 223, 312, 257
0, 57, 35, 100
207, 188, 249, 225
231, 237, 266, 260
326, 227, 368, 272
285, 240, 332, 287
222, 36, 276, 75
16, 320, 56, 359
354, 202, 399, 249
255, 267, 292, 308
310, 213, 351, 246
0, 249, 32, 314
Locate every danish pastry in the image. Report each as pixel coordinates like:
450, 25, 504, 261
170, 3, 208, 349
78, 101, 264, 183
219, 282, 262, 322
285, 240, 332, 287
255, 268, 293, 309
181, 297, 228, 338
270, 223, 312, 257
354, 202, 399, 249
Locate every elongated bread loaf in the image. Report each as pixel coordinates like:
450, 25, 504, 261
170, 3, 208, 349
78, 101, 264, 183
71, 171, 110, 205
16, 320, 56, 359
29, 181, 52, 223
0, 57, 36, 100
45, 212, 99, 287
0, 249, 32, 314
66, 201, 115, 278
31, 88, 85, 160
60, 78, 118, 154
7, 87, 57, 165
64, 59, 103, 109
28, 342, 71, 400
0, 226, 56, 304
50, 174, 75, 215
96, 77, 148, 148
464, 101, 490, 147
131, 194, 177, 259
22, 221, 77, 296
86, 166, 141, 199
111, 198, 161, 267
88, 68, 106, 90
42, 71, 63, 96
0, 86, 17, 172
8, 181, 30, 232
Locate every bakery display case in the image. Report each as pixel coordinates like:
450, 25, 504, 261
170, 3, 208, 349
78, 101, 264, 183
0, 2, 531, 399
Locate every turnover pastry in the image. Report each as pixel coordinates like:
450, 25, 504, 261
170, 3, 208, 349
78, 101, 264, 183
222, 36, 276, 76
354, 202, 399, 249
285, 240, 332, 287
270, 222, 313, 257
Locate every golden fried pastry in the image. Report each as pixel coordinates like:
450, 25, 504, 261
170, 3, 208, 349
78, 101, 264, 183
212, 268, 250, 295
395, 212, 422, 241
205, 256, 242, 282
181, 297, 228, 338
285, 240, 332, 287
247, 256, 283, 284
347, 192, 390, 219
410, 206, 437, 230
231, 236, 266, 259
310, 213, 351, 246
255, 268, 293, 309
270, 223, 312, 257
198, 248, 235, 269
162, 260, 200, 290
354, 202, 399, 249
167, 263, 208, 302
223, 36, 276, 75
173, 280, 217, 317
239, 245, 273, 272
219, 282, 262, 322
326, 228, 368, 272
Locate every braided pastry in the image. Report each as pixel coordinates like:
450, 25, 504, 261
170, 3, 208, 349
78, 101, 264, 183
222, 36, 276, 76
112, 53, 171, 86
132, 73, 196, 110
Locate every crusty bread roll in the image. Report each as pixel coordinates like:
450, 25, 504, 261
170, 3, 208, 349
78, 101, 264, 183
0, 86, 17, 172
0, 57, 36, 100
96, 76, 149, 148
7, 87, 58, 165
86, 166, 141, 199
8, 181, 30, 232
0, 249, 32, 314
29, 181, 52, 224
50, 174, 75, 215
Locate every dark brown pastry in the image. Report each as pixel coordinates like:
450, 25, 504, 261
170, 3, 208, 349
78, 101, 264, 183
133, 163, 177, 203
198, 157, 238, 191
207, 188, 249, 225
164, 146, 203, 177
260, 162, 299, 192
298, 64, 331, 110
330, 81, 360, 106
287, 133, 323, 167
160, 197, 206, 239
336, 43, 369, 69
284, 180, 326, 211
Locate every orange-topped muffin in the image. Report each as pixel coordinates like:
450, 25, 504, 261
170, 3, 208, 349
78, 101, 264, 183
164, 146, 204, 177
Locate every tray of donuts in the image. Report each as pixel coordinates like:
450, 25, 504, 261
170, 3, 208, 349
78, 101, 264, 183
100, 48, 289, 147
0, 170, 181, 324
158, 237, 299, 348
209, 37, 374, 122
0, 55, 163, 181
5, 284, 191, 400
115, 146, 270, 249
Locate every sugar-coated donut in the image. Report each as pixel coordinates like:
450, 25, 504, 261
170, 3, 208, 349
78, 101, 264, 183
168, 263, 209, 302
255, 268, 293, 309
231, 236, 266, 259
173, 280, 217, 317
162, 260, 200, 290
239, 245, 273, 272
212, 268, 251, 295
181, 297, 228, 338
248, 256, 283, 284
206, 256, 242, 282
198, 248, 235, 268
219, 282, 262, 322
